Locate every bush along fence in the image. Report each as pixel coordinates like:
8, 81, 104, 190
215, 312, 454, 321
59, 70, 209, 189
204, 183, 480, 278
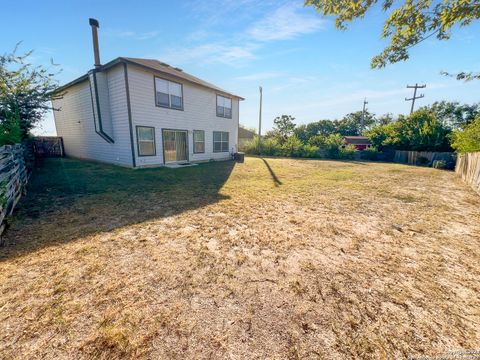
393, 150, 456, 169
0, 145, 29, 244
455, 152, 480, 195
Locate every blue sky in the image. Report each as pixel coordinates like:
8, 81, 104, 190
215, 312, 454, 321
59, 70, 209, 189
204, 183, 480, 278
2, 0, 479, 135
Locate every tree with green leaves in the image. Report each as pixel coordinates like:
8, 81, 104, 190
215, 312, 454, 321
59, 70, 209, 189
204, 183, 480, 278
366, 108, 452, 151
377, 113, 395, 125
294, 119, 337, 142
0, 45, 60, 141
271, 115, 296, 143
0, 105, 22, 145
366, 122, 400, 150
451, 115, 480, 153
334, 110, 376, 136
305, 0, 480, 80
425, 101, 480, 129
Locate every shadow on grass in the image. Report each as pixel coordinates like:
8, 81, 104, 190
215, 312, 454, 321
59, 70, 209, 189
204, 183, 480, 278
261, 158, 282, 187
0, 158, 235, 260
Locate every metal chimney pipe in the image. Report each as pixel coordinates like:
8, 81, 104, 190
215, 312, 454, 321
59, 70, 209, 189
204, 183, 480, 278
89, 18, 101, 68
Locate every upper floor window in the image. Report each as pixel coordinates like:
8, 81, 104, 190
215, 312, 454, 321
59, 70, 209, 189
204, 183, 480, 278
216, 95, 232, 118
155, 77, 183, 110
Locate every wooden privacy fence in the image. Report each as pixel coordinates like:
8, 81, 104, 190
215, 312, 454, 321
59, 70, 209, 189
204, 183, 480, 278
455, 152, 480, 195
0, 145, 29, 242
394, 150, 456, 167
31, 136, 64, 157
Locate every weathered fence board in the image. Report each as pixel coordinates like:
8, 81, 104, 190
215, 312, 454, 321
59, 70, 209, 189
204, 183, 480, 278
456, 152, 480, 195
32, 136, 64, 157
0, 145, 29, 244
394, 150, 456, 167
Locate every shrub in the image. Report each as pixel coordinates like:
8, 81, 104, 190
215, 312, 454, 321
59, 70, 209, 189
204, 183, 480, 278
308, 134, 327, 147
451, 116, 480, 154
243, 132, 360, 160
243, 136, 285, 157
365, 122, 399, 150
243, 136, 262, 155
401, 109, 452, 151
281, 135, 303, 157
302, 144, 320, 158
0, 110, 22, 146
362, 146, 380, 160
339, 144, 356, 159
366, 109, 452, 152
262, 137, 282, 156
323, 134, 345, 159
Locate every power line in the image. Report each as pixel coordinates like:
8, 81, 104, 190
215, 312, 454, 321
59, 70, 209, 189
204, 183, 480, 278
405, 83, 426, 114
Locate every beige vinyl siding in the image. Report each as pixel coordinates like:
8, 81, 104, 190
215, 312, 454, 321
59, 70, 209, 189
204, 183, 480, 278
52, 65, 133, 167
127, 64, 239, 167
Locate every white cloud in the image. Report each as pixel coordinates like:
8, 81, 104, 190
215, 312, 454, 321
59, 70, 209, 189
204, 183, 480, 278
247, 3, 326, 41
160, 43, 257, 67
170, 2, 326, 67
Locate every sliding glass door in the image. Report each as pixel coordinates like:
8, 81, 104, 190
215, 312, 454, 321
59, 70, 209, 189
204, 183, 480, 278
163, 130, 188, 163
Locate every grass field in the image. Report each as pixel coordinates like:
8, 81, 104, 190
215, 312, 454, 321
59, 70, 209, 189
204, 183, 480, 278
1, 157, 479, 359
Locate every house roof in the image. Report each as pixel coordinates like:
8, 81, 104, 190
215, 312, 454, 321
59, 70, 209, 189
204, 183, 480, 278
54, 57, 244, 100
343, 136, 371, 145
238, 126, 256, 139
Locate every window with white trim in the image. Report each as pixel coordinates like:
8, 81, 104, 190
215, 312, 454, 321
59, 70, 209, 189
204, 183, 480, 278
155, 77, 183, 110
213, 131, 229, 152
136, 126, 156, 156
193, 130, 205, 154
216, 95, 232, 118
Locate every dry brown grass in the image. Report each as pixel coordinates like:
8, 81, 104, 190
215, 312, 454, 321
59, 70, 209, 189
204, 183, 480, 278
0, 157, 479, 359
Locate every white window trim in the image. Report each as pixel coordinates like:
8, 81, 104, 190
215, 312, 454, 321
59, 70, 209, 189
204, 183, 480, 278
154, 76, 184, 111
193, 130, 205, 154
216, 95, 232, 119
136, 126, 156, 157
213, 131, 229, 153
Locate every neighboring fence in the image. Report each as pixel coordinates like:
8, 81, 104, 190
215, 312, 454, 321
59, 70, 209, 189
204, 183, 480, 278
394, 150, 456, 168
31, 136, 64, 157
0, 145, 29, 242
455, 152, 480, 195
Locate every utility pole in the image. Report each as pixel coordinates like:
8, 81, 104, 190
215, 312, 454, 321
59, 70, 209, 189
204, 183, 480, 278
258, 86, 263, 138
405, 83, 426, 114
361, 98, 368, 132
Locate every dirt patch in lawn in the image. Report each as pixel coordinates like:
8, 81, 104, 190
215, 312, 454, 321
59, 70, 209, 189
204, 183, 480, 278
1, 157, 479, 359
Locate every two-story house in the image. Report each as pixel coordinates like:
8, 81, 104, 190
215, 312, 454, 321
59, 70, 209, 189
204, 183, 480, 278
52, 19, 243, 168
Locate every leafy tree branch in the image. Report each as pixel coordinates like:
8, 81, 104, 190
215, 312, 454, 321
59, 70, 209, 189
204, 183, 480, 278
304, 0, 480, 78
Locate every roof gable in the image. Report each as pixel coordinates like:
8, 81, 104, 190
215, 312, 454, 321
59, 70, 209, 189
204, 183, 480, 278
54, 57, 244, 100
343, 136, 371, 145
